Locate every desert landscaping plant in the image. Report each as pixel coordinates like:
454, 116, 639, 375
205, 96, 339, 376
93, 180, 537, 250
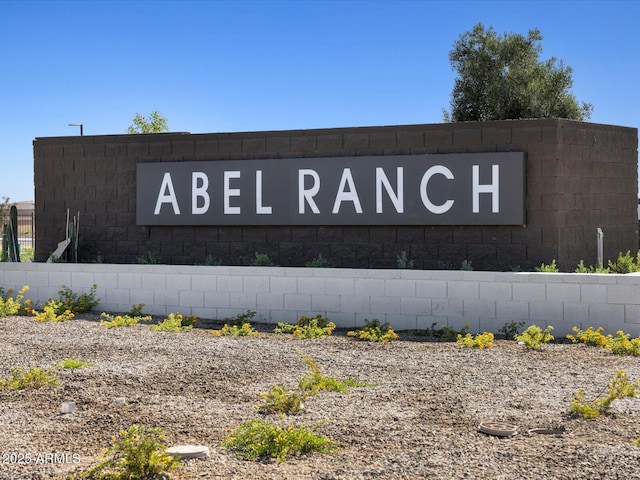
56, 358, 95, 370
151, 312, 198, 332
305, 253, 331, 268
275, 314, 336, 339
223, 419, 337, 463
498, 321, 525, 340
347, 319, 399, 343
211, 322, 259, 337
80, 424, 180, 480
535, 259, 559, 272
0, 285, 30, 317
456, 332, 494, 349
608, 250, 640, 273
605, 330, 640, 356
257, 385, 305, 415
0, 366, 59, 390
431, 322, 470, 342
570, 370, 639, 419
575, 260, 610, 273
250, 252, 275, 266
567, 326, 609, 348
516, 325, 554, 350
297, 352, 371, 395
33, 300, 75, 322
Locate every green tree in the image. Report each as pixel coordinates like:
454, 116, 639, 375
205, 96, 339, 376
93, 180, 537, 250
443, 23, 593, 122
126, 111, 169, 134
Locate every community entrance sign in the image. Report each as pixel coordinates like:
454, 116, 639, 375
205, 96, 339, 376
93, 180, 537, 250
136, 152, 525, 226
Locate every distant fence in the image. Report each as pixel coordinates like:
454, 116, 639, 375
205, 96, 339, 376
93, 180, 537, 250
1, 212, 34, 252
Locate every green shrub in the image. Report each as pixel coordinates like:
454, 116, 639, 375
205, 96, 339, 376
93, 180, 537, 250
136, 252, 162, 264
395, 251, 414, 269
297, 352, 371, 395
274, 314, 336, 339
0, 286, 30, 317
151, 312, 198, 332
81, 425, 180, 479
251, 252, 275, 266
431, 322, 470, 342
456, 332, 494, 349
535, 259, 559, 272
211, 322, 259, 337
223, 419, 337, 463
305, 254, 331, 268
347, 319, 399, 343
257, 385, 305, 414
567, 326, 609, 348
608, 250, 640, 273
33, 300, 75, 322
57, 284, 99, 313
606, 330, 640, 356
575, 260, 609, 273
0, 366, 59, 390
100, 311, 151, 328
516, 325, 554, 350
499, 321, 525, 340
570, 370, 639, 419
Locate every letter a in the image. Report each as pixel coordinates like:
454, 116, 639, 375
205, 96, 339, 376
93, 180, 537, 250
154, 172, 180, 215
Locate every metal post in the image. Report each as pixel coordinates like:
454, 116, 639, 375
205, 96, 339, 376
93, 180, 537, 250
597, 228, 604, 268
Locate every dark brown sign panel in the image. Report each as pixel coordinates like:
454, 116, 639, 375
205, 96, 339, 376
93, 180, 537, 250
136, 153, 526, 226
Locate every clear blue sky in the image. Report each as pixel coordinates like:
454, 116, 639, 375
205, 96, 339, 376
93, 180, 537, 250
1, 0, 638, 202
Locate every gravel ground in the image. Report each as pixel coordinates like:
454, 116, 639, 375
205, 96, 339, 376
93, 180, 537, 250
2, 314, 640, 479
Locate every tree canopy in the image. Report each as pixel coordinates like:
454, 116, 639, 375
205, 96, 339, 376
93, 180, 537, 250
126, 111, 169, 134
444, 23, 593, 122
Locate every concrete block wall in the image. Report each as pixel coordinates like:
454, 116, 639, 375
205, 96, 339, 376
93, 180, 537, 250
33, 119, 638, 271
2, 263, 639, 337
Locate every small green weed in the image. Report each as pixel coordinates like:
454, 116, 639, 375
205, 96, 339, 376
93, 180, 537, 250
223, 419, 337, 463
197, 255, 222, 266
229, 309, 256, 326
535, 260, 559, 272
456, 332, 494, 349
570, 370, 639, 419
257, 385, 305, 414
516, 325, 554, 350
151, 312, 198, 332
80, 424, 180, 480
275, 314, 336, 339
347, 319, 399, 343
0, 366, 59, 390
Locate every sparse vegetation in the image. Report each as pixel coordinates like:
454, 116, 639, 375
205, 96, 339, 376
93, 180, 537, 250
570, 370, 639, 419
274, 314, 336, 339
80, 424, 180, 479
516, 325, 554, 350
223, 419, 337, 463
0, 366, 59, 390
456, 332, 494, 349
257, 385, 305, 415
347, 319, 399, 343
535, 260, 559, 272
151, 312, 198, 332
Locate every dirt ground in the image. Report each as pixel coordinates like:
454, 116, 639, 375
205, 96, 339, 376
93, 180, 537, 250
2, 314, 640, 479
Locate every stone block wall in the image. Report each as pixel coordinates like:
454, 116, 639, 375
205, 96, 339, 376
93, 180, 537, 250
33, 119, 638, 271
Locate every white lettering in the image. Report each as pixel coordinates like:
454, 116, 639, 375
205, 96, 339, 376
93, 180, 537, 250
192, 172, 210, 214
299, 169, 320, 214
376, 167, 403, 213
154, 172, 180, 215
473, 165, 499, 213
255, 170, 272, 214
332, 168, 362, 214
224, 171, 241, 214
420, 166, 454, 214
